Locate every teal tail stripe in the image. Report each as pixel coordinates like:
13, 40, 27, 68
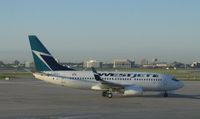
32, 52, 51, 71
29, 35, 50, 55
28, 35, 74, 71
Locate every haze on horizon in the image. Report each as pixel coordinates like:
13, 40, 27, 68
0, 0, 200, 64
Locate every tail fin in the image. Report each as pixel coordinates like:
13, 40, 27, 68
28, 35, 74, 71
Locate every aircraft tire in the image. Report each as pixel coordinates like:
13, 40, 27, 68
107, 93, 113, 98
102, 91, 107, 97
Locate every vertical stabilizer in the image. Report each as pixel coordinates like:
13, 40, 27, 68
28, 35, 74, 71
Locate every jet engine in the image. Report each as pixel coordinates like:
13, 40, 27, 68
123, 85, 143, 96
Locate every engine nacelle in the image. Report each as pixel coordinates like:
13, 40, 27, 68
91, 84, 104, 91
123, 86, 143, 96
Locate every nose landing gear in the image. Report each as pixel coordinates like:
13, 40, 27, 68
164, 91, 168, 97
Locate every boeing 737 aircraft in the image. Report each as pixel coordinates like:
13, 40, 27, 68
29, 35, 184, 98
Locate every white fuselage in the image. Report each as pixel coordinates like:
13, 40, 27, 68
33, 71, 184, 92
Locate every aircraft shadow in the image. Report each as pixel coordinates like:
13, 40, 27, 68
117, 93, 200, 100
167, 93, 200, 100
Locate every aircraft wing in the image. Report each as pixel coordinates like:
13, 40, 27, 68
91, 67, 143, 96
91, 67, 125, 89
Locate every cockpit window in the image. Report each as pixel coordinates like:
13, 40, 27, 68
172, 78, 179, 81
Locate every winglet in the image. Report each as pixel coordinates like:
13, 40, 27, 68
91, 67, 103, 81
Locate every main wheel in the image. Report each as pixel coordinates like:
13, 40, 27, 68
107, 93, 113, 98
102, 91, 107, 97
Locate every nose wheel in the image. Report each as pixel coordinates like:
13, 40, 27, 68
164, 91, 168, 97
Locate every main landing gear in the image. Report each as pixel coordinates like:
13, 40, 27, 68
102, 90, 113, 98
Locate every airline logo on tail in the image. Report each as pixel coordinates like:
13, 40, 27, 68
29, 35, 74, 71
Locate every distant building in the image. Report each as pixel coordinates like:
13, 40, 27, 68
0, 60, 4, 67
113, 59, 135, 68
61, 62, 83, 68
170, 61, 185, 68
102, 63, 113, 68
152, 58, 158, 62
25, 61, 34, 68
13, 60, 20, 65
156, 63, 168, 68
151, 58, 159, 65
191, 61, 200, 68
10, 60, 20, 68
84, 60, 102, 68
140, 59, 148, 65
142, 64, 155, 68
142, 62, 168, 69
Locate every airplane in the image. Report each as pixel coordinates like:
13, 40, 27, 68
28, 35, 184, 98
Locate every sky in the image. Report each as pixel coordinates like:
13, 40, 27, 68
0, 0, 200, 63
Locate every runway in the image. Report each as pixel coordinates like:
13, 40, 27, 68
0, 78, 199, 119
